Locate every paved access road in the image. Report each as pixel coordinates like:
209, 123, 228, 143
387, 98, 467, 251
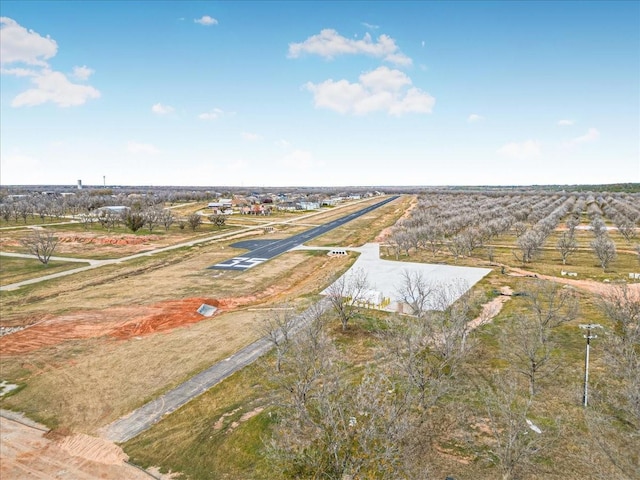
100, 298, 331, 443
211, 195, 399, 270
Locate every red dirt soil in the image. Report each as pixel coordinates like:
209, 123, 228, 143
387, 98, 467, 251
57, 233, 163, 246
0, 297, 236, 356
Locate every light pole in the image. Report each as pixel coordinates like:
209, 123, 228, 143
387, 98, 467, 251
579, 323, 602, 407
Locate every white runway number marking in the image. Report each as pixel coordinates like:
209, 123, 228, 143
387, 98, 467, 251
214, 257, 268, 270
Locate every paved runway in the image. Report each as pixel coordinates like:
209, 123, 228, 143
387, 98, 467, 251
209, 196, 399, 271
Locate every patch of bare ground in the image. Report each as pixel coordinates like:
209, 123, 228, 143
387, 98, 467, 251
0, 230, 184, 257
467, 286, 513, 331
506, 266, 640, 295
0, 297, 224, 355
212, 406, 266, 434
0, 416, 150, 479
0, 251, 353, 433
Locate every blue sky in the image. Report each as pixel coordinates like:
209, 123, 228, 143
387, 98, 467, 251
1, 1, 638, 187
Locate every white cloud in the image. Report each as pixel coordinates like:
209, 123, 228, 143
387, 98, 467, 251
11, 68, 101, 107
0, 17, 57, 66
72, 65, 94, 80
198, 108, 225, 120
421, 40, 425, 48
497, 140, 542, 160
557, 119, 574, 127
362, 22, 379, 30
288, 29, 412, 67
280, 149, 315, 169
194, 15, 218, 26
151, 103, 174, 115
468, 114, 484, 123
564, 128, 600, 147
1, 66, 37, 77
242, 132, 263, 142
1, 18, 100, 108
304, 66, 434, 116
127, 141, 160, 154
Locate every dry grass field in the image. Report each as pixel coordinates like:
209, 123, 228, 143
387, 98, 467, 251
0, 197, 396, 435
1, 192, 638, 480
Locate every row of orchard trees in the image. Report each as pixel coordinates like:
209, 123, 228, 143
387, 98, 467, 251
5, 191, 232, 265
0, 190, 234, 232
387, 191, 639, 271
0, 191, 169, 224
0, 188, 239, 226
257, 272, 639, 479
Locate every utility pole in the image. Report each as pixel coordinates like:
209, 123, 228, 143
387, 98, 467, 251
579, 324, 602, 407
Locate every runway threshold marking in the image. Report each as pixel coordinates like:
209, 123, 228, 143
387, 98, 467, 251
212, 257, 268, 270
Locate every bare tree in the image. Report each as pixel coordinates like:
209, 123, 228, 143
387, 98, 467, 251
587, 285, 640, 478
556, 231, 578, 265
326, 268, 370, 330
187, 213, 202, 231
486, 246, 496, 264
507, 315, 556, 396
0, 204, 11, 222
481, 372, 552, 480
426, 280, 476, 362
15, 201, 30, 224
97, 210, 119, 231
161, 210, 174, 231
591, 235, 616, 271
386, 280, 477, 410
504, 280, 577, 395
461, 227, 484, 256
512, 221, 528, 237
448, 234, 467, 263
78, 213, 94, 230
566, 216, 580, 236
20, 230, 58, 264
35, 199, 50, 223
395, 270, 435, 318
514, 229, 544, 264
420, 222, 443, 257
256, 306, 296, 373
617, 221, 637, 244
268, 316, 413, 480
143, 207, 162, 232
523, 279, 578, 333
590, 217, 607, 238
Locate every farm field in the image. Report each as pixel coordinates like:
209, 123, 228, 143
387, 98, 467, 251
1, 189, 639, 480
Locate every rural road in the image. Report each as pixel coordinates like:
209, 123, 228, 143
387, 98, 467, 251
99, 298, 331, 443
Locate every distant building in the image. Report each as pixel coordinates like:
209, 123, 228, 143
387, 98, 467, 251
298, 201, 320, 210
94, 206, 130, 215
